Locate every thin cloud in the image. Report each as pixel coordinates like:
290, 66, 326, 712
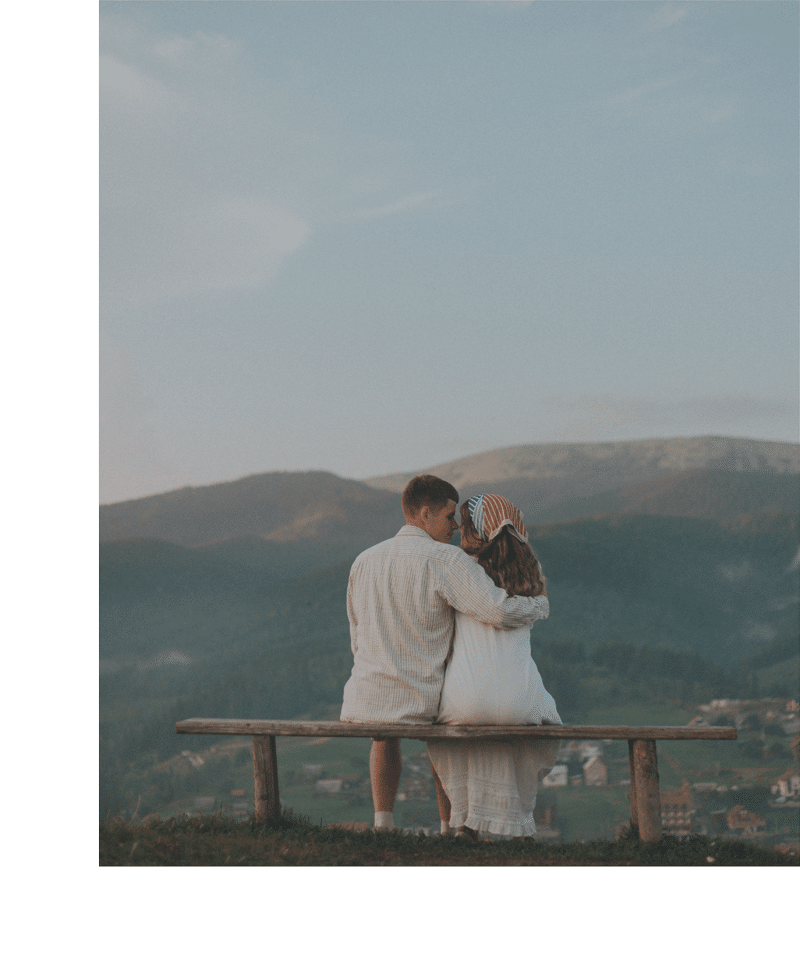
353, 189, 451, 221
99, 54, 175, 111
638, 3, 689, 35
176, 197, 310, 292
101, 19, 312, 310
603, 72, 690, 108
148, 31, 236, 64
601, 74, 738, 137
102, 194, 311, 311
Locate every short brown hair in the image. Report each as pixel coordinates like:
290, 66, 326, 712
402, 475, 459, 518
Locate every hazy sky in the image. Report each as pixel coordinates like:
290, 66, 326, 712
100, 1, 799, 504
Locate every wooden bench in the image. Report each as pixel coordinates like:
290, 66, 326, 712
175, 719, 737, 842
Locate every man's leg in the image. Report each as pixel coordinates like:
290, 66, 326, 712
430, 758, 452, 834
370, 738, 401, 829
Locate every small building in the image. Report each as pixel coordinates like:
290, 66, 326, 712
315, 778, 343, 795
555, 741, 582, 762
692, 782, 719, 794
181, 750, 205, 769
774, 842, 800, 857
583, 756, 607, 787
579, 742, 603, 760
542, 764, 568, 788
725, 805, 767, 835
771, 768, 800, 799
661, 782, 695, 836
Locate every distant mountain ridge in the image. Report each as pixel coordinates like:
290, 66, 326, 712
100, 471, 402, 549
364, 436, 799, 491
100, 436, 798, 549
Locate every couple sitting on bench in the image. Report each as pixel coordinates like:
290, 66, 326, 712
340, 475, 562, 839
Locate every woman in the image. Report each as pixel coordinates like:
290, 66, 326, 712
427, 494, 561, 839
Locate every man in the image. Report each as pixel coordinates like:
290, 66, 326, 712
340, 475, 549, 832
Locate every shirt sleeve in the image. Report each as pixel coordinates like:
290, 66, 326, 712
346, 573, 359, 655
438, 550, 549, 629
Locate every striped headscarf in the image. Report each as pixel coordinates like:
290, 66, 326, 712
466, 494, 528, 544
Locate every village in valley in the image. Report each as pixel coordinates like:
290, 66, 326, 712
164, 698, 799, 852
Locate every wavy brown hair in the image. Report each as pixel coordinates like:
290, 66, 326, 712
459, 501, 546, 598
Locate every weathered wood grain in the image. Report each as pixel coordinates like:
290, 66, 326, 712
631, 739, 662, 843
627, 739, 639, 834
252, 735, 280, 822
175, 719, 737, 741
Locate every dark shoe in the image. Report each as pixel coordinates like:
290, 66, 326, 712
455, 825, 480, 840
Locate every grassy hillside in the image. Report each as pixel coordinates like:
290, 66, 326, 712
100, 812, 798, 866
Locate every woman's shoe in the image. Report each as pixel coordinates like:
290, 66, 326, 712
455, 825, 480, 840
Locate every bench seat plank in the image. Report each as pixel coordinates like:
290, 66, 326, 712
175, 719, 736, 741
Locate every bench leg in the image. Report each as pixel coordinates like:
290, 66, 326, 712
628, 738, 662, 842
252, 735, 280, 822
627, 740, 639, 834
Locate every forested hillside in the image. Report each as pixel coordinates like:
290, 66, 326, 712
100, 510, 798, 819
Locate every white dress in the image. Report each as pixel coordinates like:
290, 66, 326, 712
427, 605, 562, 837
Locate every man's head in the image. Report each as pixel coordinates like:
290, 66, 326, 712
402, 475, 460, 544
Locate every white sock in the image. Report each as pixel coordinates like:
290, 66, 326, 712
374, 811, 394, 830
440, 820, 451, 835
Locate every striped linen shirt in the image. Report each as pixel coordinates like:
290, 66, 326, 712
340, 525, 549, 724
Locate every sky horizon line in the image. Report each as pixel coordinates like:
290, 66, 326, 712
100, 431, 799, 506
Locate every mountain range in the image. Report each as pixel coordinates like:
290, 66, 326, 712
101, 435, 798, 550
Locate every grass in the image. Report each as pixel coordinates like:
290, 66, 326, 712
100, 810, 799, 867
